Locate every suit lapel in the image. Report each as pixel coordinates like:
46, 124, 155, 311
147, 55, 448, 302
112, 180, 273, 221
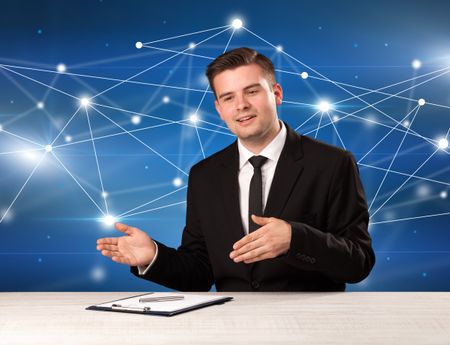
264, 124, 305, 219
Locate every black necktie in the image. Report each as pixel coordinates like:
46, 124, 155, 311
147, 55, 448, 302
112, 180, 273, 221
248, 155, 268, 233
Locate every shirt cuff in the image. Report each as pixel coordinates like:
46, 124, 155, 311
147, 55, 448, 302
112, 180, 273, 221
137, 240, 159, 275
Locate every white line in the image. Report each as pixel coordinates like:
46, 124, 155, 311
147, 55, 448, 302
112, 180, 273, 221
85, 108, 109, 214
325, 111, 346, 149
52, 152, 105, 215
117, 185, 187, 218
120, 201, 186, 219
0, 152, 47, 223
90, 105, 189, 176
50, 106, 82, 146
370, 212, 450, 225
143, 45, 215, 60
144, 25, 229, 44
0, 128, 44, 147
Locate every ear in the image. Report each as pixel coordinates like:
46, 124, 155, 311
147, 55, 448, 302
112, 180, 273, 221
273, 83, 283, 106
215, 99, 225, 121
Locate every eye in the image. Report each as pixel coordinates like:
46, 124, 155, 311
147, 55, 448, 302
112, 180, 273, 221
247, 89, 259, 95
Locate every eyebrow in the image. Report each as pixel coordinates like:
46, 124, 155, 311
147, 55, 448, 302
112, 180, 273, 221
218, 83, 262, 100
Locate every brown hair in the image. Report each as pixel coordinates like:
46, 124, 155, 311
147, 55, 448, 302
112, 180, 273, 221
206, 47, 276, 98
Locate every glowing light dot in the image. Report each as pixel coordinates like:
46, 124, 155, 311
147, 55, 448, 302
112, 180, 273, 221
403, 120, 410, 127
438, 138, 449, 149
162, 96, 170, 103
45, 145, 53, 153
0, 124, 3, 131
189, 113, 199, 123
231, 18, 243, 29
332, 115, 339, 122
276, 45, 283, 52
37, 101, 44, 109
188, 42, 196, 49
64, 135, 72, 142
91, 267, 106, 282
131, 115, 141, 125
173, 177, 183, 187
412, 59, 422, 69
102, 191, 108, 198
80, 98, 90, 107
418, 98, 426, 106
318, 101, 331, 112
440, 191, 448, 199
135, 41, 143, 49
103, 215, 116, 226
56, 63, 66, 73
300, 72, 309, 79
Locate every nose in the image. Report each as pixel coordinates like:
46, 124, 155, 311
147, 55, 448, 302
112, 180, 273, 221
236, 94, 250, 112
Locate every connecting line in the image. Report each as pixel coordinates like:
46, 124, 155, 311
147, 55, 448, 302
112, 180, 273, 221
294, 110, 321, 132
357, 105, 420, 164
91, 27, 231, 100
370, 212, 450, 225
0, 148, 45, 156
243, 27, 450, 147
85, 107, 109, 215
50, 106, 82, 146
358, 163, 450, 187
369, 147, 440, 219
144, 45, 214, 60
51, 152, 105, 216
0, 63, 209, 94
117, 185, 187, 218
0, 128, 45, 148
0, 152, 47, 224
325, 111, 346, 149
144, 24, 230, 44
368, 105, 421, 212
314, 112, 324, 139
0, 65, 79, 101
119, 201, 186, 219
90, 105, 189, 177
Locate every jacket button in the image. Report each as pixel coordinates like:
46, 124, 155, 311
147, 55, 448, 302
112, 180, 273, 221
310, 258, 316, 264
251, 280, 260, 290
296, 253, 304, 260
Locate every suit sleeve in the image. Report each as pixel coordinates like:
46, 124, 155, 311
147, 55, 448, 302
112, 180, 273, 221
284, 152, 375, 284
130, 168, 214, 291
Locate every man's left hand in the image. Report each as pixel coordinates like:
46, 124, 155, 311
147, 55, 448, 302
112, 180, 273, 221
230, 215, 292, 264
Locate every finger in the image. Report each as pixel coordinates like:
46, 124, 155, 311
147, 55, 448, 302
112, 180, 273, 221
243, 251, 274, 264
233, 245, 271, 263
115, 222, 136, 235
111, 255, 130, 265
96, 244, 119, 251
96, 237, 118, 245
230, 236, 265, 259
251, 214, 272, 226
233, 228, 264, 250
101, 249, 121, 258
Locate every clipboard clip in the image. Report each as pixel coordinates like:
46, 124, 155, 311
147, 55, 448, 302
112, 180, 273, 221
111, 304, 151, 312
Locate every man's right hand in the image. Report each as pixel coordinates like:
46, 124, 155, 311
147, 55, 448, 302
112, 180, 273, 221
96, 222, 156, 267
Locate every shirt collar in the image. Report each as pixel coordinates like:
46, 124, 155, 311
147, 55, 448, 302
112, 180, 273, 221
238, 121, 287, 169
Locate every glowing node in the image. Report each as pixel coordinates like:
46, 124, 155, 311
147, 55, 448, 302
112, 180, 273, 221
276, 45, 283, 52
188, 42, 196, 49
162, 96, 170, 104
80, 97, 90, 107
37, 101, 44, 109
0, 124, 3, 131
64, 135, 72, 142
440, 190, 448, 199
412, 59, 422, 69
403, 120, 410, 128
131, 115, 141, 125
44, 145, 53, 153
438, 138, 449, 149
56, 63, 66, 73
102, 215, 116, 226
24, 151, 37, 161
300, 72, 309, 79
318, 101, 331, 112
231, 18, 243, 29
332, 115, 339, 122
189, 113, 199, 123
1, 208, 13, 222
418, 98, 426, 106
173, 177, 183, 187
91, 267, 106, 282
102, 191, 108, 199
135, 41, 143, 49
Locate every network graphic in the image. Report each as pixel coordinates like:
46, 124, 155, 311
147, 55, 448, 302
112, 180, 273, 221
0, 17, 449, 290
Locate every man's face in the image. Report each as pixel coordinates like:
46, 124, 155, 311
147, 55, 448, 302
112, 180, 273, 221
213, 63, 282, 147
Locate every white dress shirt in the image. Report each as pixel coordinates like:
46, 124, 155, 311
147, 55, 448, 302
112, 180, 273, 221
139, 121, 287, 275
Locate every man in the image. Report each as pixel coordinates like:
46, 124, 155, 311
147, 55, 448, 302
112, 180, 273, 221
96, 47, 375, 291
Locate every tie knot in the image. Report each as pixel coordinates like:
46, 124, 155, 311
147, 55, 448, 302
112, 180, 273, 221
249, 155, 268, 169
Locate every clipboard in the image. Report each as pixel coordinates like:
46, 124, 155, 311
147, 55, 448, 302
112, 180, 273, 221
86, 292, 233, 317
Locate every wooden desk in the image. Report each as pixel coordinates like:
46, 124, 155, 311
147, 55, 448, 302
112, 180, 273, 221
0, 292, 449, 344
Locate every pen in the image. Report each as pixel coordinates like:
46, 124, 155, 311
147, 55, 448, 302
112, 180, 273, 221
139, 296, 185, 303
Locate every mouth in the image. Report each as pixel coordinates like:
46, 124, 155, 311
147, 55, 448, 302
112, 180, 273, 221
236, 115, 256, 124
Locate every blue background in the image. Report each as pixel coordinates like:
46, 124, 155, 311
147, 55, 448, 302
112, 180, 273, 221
0, 0, 449, 291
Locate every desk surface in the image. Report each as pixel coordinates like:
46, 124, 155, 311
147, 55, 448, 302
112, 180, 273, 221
1, 292, 449, 345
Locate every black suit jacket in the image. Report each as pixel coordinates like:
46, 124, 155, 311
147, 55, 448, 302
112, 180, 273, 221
131, 123, 375, 291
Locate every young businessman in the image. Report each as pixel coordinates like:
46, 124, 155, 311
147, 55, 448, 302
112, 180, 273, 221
96, 47, 375, 291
